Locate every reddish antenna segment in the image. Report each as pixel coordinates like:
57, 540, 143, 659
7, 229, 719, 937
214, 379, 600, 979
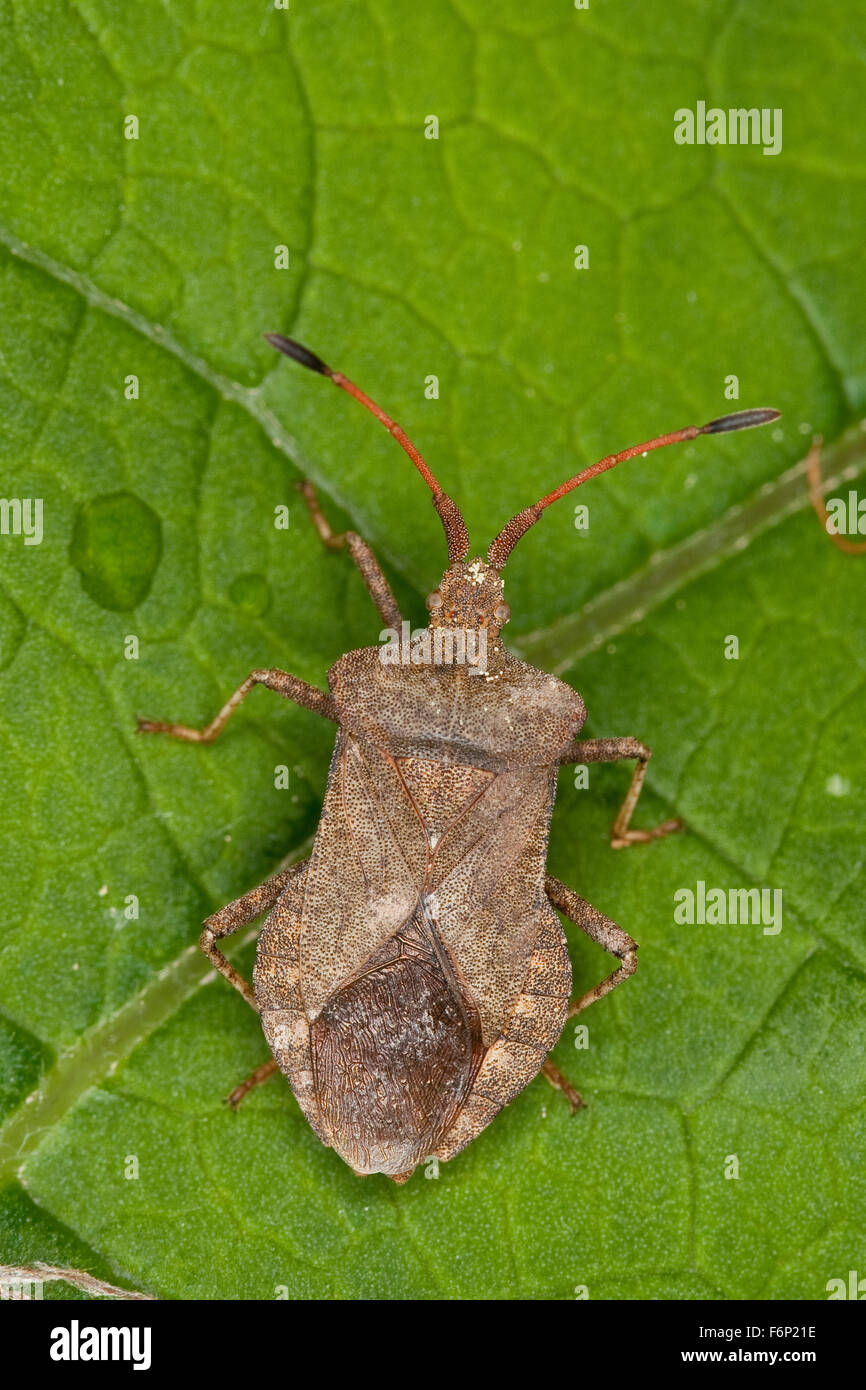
265, 334, 469, 564
487, 407, 781, 568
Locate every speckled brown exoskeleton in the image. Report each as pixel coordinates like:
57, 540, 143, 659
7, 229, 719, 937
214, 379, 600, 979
138, 336, 779, 1182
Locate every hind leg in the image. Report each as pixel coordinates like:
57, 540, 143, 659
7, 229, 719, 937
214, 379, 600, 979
541, 1059, 584, 1113
545, 874, 637, 1018
200, 861, 308, 1105
226, 1058, 279, 1109
200, 860, 308, 1010
534, 875, 640, 1113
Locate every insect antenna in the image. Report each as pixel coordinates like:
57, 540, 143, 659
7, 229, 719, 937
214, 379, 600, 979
265, 334, 469, 564
487, 407, 781, 568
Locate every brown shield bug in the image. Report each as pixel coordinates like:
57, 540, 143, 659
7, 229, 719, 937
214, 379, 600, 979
138, 337, 779, 1182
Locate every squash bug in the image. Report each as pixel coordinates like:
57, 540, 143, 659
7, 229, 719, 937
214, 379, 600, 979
138, 338, 779, 1182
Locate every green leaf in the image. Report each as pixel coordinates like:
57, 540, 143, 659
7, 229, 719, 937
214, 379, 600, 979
1, 0, 864, 1300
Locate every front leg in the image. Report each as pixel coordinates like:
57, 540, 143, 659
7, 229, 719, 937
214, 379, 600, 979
300, 480, 402, 629
560, 736, 682, 849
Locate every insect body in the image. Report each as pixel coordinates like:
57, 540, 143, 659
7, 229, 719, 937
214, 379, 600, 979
138, 337, 778, 1181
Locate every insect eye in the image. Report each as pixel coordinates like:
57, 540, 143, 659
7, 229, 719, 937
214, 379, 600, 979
494, 602, 511, 625
426, 590, 443, 612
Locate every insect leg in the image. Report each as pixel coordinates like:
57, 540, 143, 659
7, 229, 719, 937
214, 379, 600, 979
807, 434, 866, 554
545, 874, 638, 1019
541, 1059, 584, 1114
200, 860, 308, 1010
560, 736, 682, 848
136, 669, 336, 742
300, 480, 402, 628
226, 1058, 279, 1110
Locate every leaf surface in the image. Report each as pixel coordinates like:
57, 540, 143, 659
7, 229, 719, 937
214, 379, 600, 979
0, 0, 864, 1300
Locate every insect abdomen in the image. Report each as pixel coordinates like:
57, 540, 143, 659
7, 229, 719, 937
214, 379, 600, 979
311, 909, 481, 1177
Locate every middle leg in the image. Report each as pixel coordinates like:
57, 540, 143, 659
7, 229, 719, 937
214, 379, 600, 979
138, 668, 336, 743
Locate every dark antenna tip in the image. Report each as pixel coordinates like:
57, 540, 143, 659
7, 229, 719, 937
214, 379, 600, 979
264, 333, 332, 376
700, 408, 781, 435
